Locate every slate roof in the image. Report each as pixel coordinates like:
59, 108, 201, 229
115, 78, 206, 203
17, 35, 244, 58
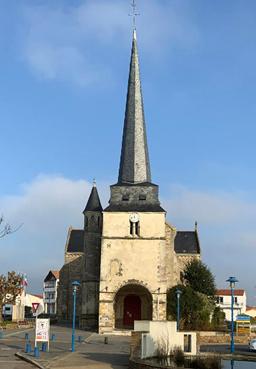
216, 289, 245, 296
174, 231, 200, 254
118, 30, 151, 185
104, 204, 165, 212
66, 229, 84, 253
83, 185, 102, 213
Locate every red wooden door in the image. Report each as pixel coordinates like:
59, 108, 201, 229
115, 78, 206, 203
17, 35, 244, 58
123, 294, 141, 327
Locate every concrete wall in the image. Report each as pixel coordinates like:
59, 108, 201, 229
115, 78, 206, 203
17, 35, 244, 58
134, 321, 197, 359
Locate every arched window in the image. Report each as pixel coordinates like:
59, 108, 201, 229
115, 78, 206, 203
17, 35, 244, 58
130, 221, 140, 236
85, 216, 88, 227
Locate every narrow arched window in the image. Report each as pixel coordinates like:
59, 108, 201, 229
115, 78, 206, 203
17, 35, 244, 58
135, 221, 140, 236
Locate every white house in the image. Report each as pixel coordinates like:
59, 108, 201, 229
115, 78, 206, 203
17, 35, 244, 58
246, 306, 256, 318
43, 270, 59, 315
3, 292, 43, 321
215, 289, 246, 321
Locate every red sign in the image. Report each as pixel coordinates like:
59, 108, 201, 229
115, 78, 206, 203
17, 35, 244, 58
32, 303, 40, 314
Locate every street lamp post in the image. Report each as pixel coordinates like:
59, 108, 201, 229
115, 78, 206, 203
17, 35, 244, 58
71, 281, 80, 352
226, 276, 238, 354
176, 288, 182, 331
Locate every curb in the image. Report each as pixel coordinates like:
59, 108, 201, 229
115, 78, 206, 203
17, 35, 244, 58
15, 352, 46, 369
84, 332, 96, 343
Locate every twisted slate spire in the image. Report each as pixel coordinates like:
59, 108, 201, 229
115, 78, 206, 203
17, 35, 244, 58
118, 30, 151, 184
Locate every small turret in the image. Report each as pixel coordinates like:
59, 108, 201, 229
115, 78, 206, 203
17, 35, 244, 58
83, 181, 103, 232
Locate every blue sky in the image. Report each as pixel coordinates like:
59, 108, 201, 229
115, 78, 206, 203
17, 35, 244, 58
1, 0, 256, 304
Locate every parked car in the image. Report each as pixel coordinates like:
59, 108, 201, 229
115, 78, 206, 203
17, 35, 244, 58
249, 338, 256, 351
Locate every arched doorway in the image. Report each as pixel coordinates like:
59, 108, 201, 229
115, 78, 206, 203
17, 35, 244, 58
114, 284, 152, 329
123, 294, 141, 326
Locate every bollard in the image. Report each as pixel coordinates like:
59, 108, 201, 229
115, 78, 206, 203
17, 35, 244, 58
25, 342, 32, 353
104, 336, 108, 344
34, 346, 40, 358
51, 333, 56, 341
42, 342, 47, 352
0, 331, 4, 339
25, 333, 29, 341
78, 336, 82, 343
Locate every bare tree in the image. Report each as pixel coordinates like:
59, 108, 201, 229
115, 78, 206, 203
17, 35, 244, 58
0, 272, 23, 322
0, 215, 22, 239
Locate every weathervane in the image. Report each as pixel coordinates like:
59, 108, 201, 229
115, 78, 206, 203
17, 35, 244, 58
129, 0, 139, 30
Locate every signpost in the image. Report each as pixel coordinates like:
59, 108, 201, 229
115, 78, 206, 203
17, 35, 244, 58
236, 314, 251, 335
35, 318, 50, 350
32, 301, 49, 351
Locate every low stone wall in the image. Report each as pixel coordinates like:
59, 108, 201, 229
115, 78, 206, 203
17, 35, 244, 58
129, 358, 172, 369
130, 331, 143, 358
198, 331, 256, 345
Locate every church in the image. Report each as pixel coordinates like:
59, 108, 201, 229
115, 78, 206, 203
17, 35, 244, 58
57, 30, 200, 333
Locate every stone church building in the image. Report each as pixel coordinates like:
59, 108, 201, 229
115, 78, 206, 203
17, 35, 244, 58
57, 31, 200, 333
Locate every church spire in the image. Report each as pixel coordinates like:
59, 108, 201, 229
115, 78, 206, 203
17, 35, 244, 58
83, 182, 102, 213
118, 30, 151, 184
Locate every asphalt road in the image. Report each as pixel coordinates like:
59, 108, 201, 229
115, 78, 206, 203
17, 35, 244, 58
0, 328, 35, 369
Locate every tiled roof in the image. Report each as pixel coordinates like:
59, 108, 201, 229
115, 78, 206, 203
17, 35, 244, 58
51, 270, 59, 279
246, 306, 256, 311
44, 270, 59, 282
174, 231, 200, 254
66, 229, 84, 253
216, 289, 245, 296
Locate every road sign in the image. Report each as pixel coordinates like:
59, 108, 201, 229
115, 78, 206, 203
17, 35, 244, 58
32, 303, 40, 316
32, 302, 44, 317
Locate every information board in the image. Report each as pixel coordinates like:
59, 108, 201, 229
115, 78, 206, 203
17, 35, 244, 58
236, 314, 251, 335
35, 318, 50, 349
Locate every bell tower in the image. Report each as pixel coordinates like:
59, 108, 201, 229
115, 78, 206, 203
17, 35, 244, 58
98, 30, 167, 334
81, 182, 102, 328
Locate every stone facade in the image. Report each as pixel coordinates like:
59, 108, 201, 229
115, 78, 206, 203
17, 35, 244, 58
57, 30, 201, 332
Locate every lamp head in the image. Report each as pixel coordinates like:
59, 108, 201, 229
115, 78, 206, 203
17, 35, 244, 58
226, 276, 238, 288
72, 280, 80, 291
176, 288, 182, 297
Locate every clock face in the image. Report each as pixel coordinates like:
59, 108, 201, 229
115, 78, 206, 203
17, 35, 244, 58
129, 213, 139, 223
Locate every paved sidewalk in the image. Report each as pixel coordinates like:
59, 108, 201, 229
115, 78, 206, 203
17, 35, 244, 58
16, 326, 130, 369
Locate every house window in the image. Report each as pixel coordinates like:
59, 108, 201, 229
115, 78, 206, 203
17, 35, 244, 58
216, 297, 223, 304
234, 297, 238, 303
139, 194, 146, 201
122, 194, 129, 201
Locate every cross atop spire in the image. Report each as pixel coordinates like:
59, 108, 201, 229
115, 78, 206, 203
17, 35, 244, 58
129, 0, 139, 30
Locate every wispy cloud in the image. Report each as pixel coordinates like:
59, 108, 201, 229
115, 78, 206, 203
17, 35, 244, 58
18, 0, 198, 86
163, 185, 256, 303
0, 175, 108, 291
1, 175, 256, 303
